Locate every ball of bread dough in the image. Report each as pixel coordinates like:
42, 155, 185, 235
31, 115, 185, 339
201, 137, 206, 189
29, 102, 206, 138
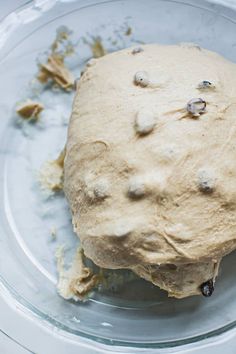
64, 43, 236, 298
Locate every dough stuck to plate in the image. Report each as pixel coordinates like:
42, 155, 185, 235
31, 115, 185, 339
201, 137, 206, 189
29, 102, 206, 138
64, 43, 236, 298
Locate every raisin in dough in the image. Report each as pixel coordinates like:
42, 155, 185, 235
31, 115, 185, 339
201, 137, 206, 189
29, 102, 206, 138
64, 44, 236, 298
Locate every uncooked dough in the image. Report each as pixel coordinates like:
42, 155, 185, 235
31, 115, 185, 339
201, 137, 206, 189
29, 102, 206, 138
56, 246, 100, 301
39, 148, 65, 193
16, 100, 44, 120
64, 43, 236, 298
38, 54, 74, 90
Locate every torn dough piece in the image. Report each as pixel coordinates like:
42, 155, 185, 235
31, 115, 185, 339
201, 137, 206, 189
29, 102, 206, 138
38, 54, 74, 90
64, 43, 236, 298
56, 247, 100, 301
16, 100, 44, 120
89, 37, 107, 58
39, 148, 66, 192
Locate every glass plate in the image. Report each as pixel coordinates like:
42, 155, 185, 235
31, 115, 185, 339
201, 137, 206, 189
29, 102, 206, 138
1, 0, 236, 350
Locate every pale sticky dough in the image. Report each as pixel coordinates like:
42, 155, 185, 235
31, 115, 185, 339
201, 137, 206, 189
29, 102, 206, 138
56, 246, 99, 301
64, 43, 236, 298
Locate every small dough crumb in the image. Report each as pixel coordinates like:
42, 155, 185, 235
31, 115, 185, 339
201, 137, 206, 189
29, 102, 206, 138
56, 147, 66, 168
50, 227, 57, 240
90, 37, 107, 58
56, 246, 100, 301
16, 100, 44, 120
125, 27, 132, 36
51, 26, 74, 57
39, 148, 66, 192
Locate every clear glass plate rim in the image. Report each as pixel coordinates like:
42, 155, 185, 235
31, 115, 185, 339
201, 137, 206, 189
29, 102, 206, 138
1, 0, 236, 349
2, 273, 236, 349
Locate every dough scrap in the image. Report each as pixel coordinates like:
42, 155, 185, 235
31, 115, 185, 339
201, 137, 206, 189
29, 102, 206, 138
56, 246, 100, 301
89, 37, 107, 58
38, 54, 74, 91
16, 100, 44, 120
39, 148, 65, 193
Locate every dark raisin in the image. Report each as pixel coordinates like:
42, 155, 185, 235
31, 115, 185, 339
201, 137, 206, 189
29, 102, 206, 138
202, 80, 212, 86
198, 169, 215, 194
200, 279, 214, 297
198, 80, 213, 89
199, 180, 214, 193
132, 47, 144, 55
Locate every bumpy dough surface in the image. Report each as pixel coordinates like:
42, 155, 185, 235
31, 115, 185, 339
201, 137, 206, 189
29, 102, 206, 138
64, 44, 236, 298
